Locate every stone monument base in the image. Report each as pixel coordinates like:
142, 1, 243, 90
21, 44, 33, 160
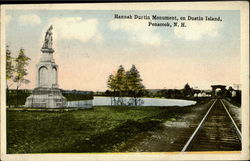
25, 87, 66, 108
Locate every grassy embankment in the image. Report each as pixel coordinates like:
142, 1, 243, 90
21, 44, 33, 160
7, 99, 208, 154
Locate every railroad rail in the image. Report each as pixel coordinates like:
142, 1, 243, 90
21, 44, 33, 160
181, 99, 241, 152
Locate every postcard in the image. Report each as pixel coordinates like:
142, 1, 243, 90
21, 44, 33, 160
0, 2, 249, 161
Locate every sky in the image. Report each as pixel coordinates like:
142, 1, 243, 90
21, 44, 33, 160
5, 10, 240, 91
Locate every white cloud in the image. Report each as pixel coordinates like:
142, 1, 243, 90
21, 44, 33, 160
174, 21, 222, 40
5, 15, 11, 25
109, 19, 161, 46
49, 17, 102, 43
18, 14, 41, 26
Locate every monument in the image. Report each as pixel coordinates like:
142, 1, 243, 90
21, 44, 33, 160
25, 25, 66, 108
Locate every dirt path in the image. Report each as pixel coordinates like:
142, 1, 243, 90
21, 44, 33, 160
119, 99, 241, 152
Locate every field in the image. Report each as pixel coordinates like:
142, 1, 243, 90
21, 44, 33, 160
7, 104, 201, 154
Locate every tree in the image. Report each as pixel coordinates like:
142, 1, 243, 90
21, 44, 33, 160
115, 65, 126, 92
107, 65, 126, 105
13, 48, 30, 107
6, 46, 14, 88
126, 64, 145, 106
107, 74, 116, 91
107, 74, 116, 105
6, 46, 15, 107
183, 83, 192, 97
106, 64, 145, 106
114, 65, 127, 105
126, 65, 144, 91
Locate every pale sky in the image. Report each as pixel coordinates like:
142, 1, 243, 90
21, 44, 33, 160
5, 10, 240, 91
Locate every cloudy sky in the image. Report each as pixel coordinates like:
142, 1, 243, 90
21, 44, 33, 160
5, 10, 240, 91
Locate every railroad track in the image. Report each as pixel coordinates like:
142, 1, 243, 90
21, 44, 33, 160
181, 99, 241, 152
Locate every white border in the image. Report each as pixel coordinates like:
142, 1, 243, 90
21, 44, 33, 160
1, 2, 249, 161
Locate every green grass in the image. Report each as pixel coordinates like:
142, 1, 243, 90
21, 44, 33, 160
7, 105, 192, 153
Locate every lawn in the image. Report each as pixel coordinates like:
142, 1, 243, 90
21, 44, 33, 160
7, 105, 193, 153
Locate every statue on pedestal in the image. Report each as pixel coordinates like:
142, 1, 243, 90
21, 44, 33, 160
25, 25, 66, 108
